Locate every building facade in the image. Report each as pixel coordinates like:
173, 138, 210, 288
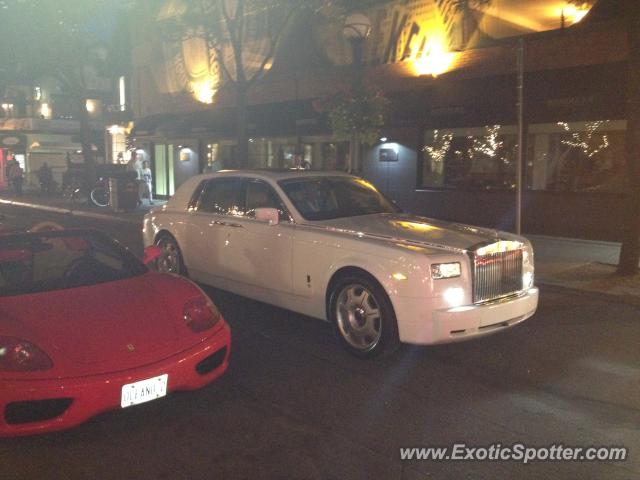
0, 73, 129, 190
130, 0, 629, 240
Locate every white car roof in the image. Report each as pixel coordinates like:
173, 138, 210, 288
200, 169, 355, 183
164, 169, 357, 212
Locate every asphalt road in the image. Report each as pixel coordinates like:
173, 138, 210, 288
0, 205, 638, 480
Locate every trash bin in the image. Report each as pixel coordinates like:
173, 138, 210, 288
109, 171, 139, 212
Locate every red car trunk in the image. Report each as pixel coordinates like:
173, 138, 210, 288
0, 274, 193, 376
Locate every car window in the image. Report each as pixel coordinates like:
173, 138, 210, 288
279, 177, 400, 221
188, 181, 207, 211
197, 178, 243, 215
0, 231, 147, 297
244, 180, 289, 221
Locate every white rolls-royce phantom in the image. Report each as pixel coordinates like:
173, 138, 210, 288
143, 170, 538, 357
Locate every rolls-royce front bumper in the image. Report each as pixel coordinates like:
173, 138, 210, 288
394, 287, 539, 345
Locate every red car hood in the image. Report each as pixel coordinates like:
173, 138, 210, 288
0, 273, 204, 377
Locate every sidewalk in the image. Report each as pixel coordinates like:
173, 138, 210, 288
529, 234, 640, 306
0, 191, 161, 225
1, 191, 638, 304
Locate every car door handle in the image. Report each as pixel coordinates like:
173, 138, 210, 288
211, 220, 243, 228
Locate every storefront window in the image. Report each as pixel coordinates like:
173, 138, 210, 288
247, 138, 300, 169
421, 125, 518, 190
527, 120, 626, 193
205, 142, 222, 172
110, 131, 127, 164
245, 137, 350, 171
248, 138, 280, 168
321, 142, 349, 171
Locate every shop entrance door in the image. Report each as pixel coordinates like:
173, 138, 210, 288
153, 144, 175, 198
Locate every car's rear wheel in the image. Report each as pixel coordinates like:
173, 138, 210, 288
329, 274, 400, 358
154, 234, 186, 276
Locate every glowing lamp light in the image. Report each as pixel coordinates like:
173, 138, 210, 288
392, 273, 408, 281
561, 3, 591, 25
412, 37, 456, 78
108, 125, 125, 135
191, 79, 217, 104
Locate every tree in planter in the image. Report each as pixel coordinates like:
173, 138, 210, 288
315, 80, 389, 173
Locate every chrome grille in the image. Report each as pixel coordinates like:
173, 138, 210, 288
472, 247, 524, 304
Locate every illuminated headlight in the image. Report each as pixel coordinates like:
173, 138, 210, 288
431, 262, 461, 279
444, 287, 465, 307
523, 272, 534, 289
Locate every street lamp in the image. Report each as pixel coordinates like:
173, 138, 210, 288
343, 13, 372, 67
343, 13, 371, 173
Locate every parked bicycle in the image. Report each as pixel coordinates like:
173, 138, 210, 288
62, 175, 110, 208
90, 178, 110, 207
61, 161, 129, 208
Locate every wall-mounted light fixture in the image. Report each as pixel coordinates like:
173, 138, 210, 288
180, 147, 192, 162
86, 99, 97, 113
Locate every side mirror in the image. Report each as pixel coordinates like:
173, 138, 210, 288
143, 245, 163, 266
255, 207, 279, 226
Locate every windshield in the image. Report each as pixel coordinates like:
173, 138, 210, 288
0, 230, 147, 297
279, 177, 400, 221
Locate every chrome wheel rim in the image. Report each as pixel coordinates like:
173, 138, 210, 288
156, 239, 180, 274
335, 284, 382, 351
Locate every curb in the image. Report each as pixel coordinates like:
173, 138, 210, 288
527, 234, 621, 249
537, 280, 640, 309
0, 198, 142, 225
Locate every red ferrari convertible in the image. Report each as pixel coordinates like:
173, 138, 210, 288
0, 228, 231, 436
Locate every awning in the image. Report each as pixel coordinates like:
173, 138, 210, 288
131, 113, 178, 136
132, 100, 328, 139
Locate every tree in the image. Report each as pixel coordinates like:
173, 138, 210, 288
159, 0, 390, 168
316, 81, 389, 146
618, 0, 640, 275
157, 0, 304, 167
452, 0, 492, 47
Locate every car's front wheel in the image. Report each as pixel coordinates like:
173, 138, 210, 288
154, 234, 186, 276
329, 274, 400, 358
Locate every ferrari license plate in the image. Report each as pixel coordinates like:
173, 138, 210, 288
121, 374, 168, 408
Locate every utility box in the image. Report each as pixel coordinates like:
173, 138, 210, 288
109, 171, 139, 212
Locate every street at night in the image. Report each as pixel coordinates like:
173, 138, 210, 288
2, 0, 640, 478
0, 205, 637, 479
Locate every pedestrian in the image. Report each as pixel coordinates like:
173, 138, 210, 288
37, 162, 54, 195
141, 160, 153, 205
126, 152, 144, 205
8, 160, 24, 195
